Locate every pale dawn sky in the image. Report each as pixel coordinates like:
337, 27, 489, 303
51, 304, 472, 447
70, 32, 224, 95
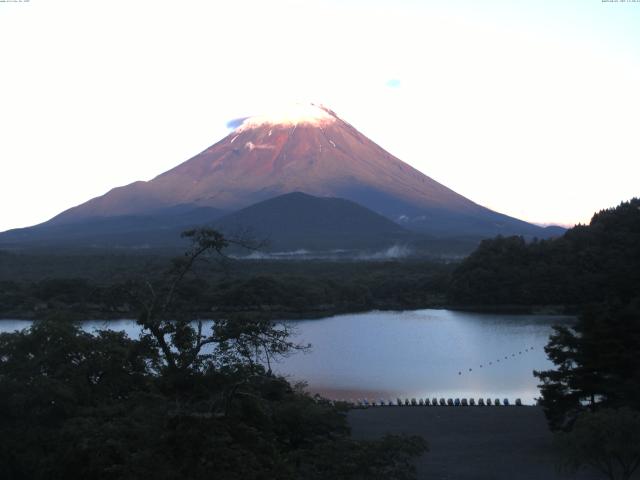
1, 0, 639, 232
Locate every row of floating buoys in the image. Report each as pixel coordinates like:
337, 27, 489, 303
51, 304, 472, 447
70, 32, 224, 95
458, 346, 535, 375
344, 397, 523, 407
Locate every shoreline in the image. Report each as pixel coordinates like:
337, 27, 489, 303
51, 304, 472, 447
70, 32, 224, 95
0, 303, 578, 322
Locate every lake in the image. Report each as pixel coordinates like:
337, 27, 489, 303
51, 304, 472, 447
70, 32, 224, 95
0, 309, 573, 405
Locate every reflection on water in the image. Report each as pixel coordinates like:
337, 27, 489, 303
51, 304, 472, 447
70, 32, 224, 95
277, 309, 574, 405
0, 309, 574, 405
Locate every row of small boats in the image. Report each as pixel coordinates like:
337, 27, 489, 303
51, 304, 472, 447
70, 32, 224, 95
347, 397, 523, 407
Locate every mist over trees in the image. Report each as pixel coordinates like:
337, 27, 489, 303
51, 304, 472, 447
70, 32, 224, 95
0, 229, 427, 479
2, 193, 639, 478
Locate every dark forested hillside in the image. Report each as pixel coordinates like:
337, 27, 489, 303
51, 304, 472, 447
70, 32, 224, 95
214, 192, 413, 251
449, 198, 640, 307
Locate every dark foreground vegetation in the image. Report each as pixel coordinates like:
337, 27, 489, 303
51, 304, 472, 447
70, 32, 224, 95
534, 298, 640, 479
1, 199, 639, 479
0, 321, 426, 479
448, 199, 640, 480
0, 230, 426, 479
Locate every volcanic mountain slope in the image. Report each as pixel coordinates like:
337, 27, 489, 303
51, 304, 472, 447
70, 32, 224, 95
0, 205, 224, 249
215, 192, 414, 251
44, 103, 557, 239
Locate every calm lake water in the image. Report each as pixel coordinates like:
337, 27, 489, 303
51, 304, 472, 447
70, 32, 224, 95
0, 309, 573, 405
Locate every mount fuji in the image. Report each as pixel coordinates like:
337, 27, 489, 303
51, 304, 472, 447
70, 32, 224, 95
0, 103, 562, 252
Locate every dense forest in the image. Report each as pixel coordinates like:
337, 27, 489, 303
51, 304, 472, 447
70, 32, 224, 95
0, 256, 452, 320
0, 230, 427, 479
2, 200, 639, 319
2, 201, 640, 478
449, 198, 640, 308
448, 199, 640, 479
444, 199, 640, 478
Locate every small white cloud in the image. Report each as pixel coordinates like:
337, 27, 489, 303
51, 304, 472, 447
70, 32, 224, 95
226, 117, 249, 129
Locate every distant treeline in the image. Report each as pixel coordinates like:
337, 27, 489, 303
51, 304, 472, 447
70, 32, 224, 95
0, 259, 452, 319
441, 199, 640, 442
2, 198, 638, 319
449, 198, 640, 308
0, 231, 427, 479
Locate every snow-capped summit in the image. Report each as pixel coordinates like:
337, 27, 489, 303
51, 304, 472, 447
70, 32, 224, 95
235, 103, 338, 131
39, 102, 551, 239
